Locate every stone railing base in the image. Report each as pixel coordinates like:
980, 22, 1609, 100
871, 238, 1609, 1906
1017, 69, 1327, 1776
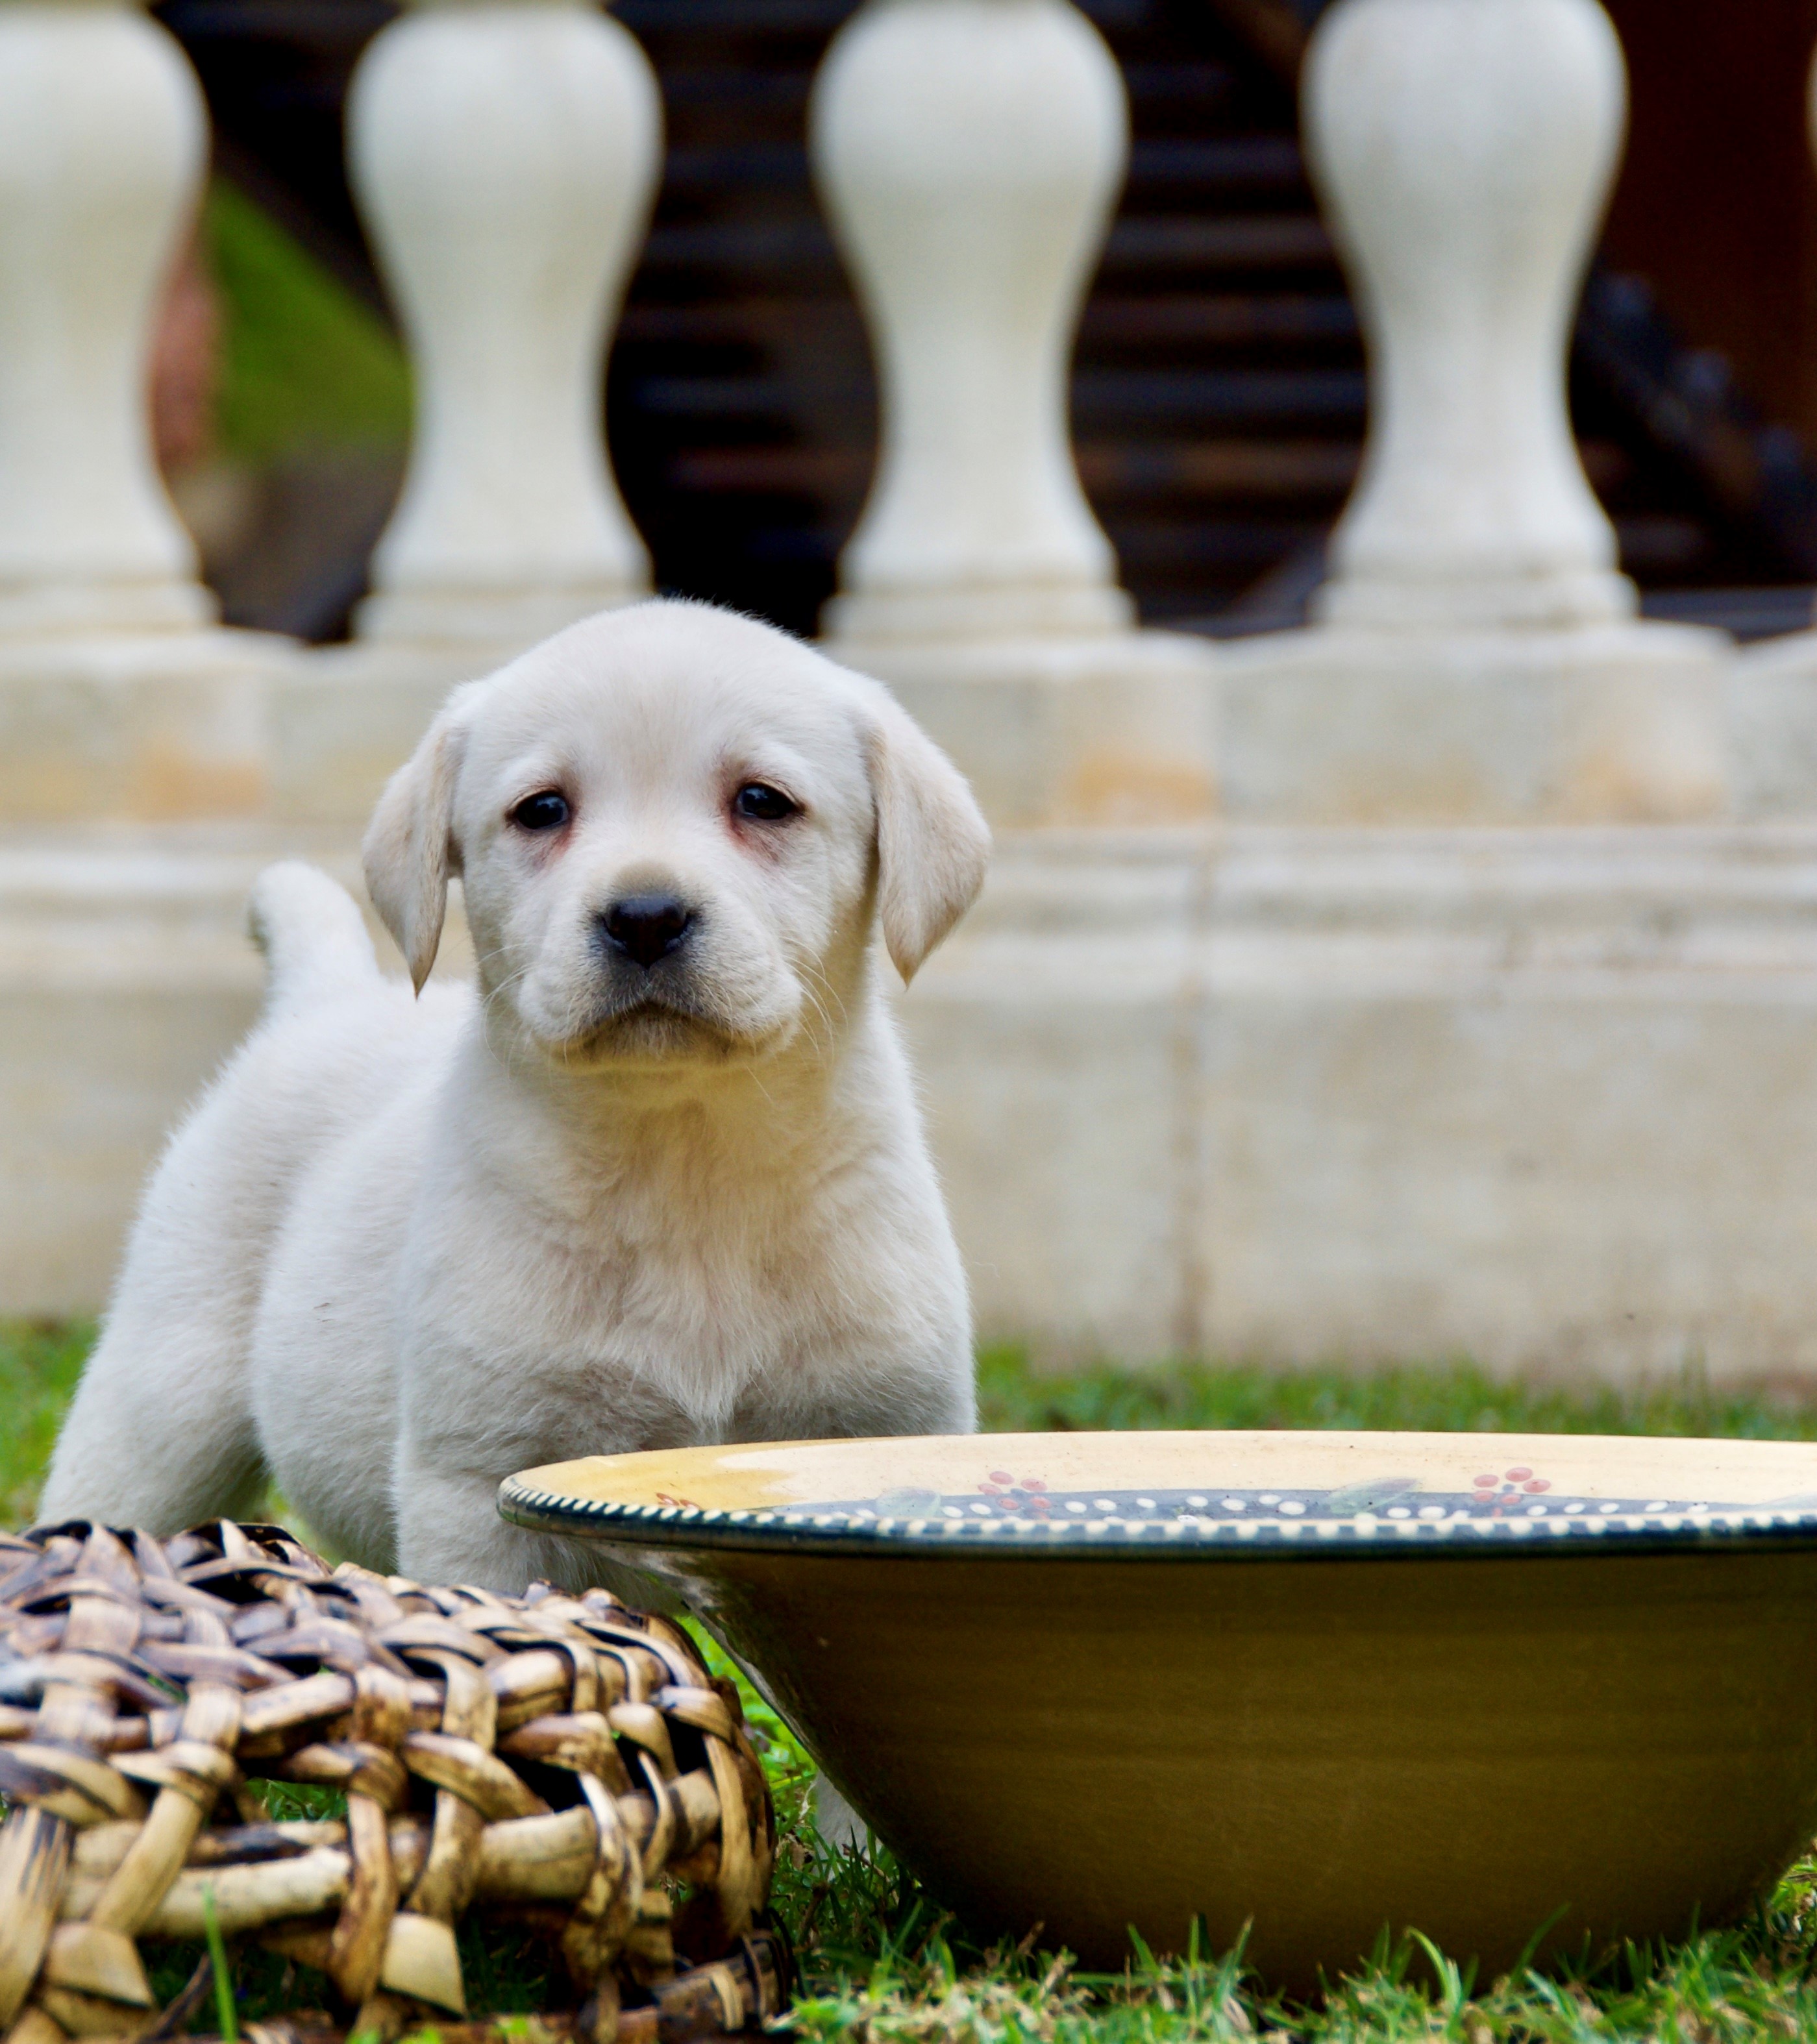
829, 630, 1218, 828
1217, 620, 1729, 824
0, 628, 295, 826
906, 820, 1817, 1374
10, 816, 1817, 1383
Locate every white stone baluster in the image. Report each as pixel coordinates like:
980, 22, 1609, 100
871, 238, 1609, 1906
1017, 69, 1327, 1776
347, 0, 660, 646
1307, 0, 1629, 630
1218, 0, 1727, 823
0, 0, 211, 639
813, 0, 1129, 642
0, 0, 286, 824
808, 0, 1215, 828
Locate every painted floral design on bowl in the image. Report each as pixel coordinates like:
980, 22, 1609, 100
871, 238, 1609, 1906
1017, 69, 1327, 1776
500, 1434, 1817, 1557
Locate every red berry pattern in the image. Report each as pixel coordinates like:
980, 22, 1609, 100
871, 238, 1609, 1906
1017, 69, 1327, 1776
977, 1470, 1053, 1516
1470, 1466, 1552, 1516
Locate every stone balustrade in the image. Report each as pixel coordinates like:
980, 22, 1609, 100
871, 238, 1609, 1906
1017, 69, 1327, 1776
0, 0, 210, 641
810, 0, 1217, 828
814, 0, 1133, 648
0, 0, 283, 825
16, 0, 1817, 1377
1218, 0, 1730, 824
276, 0, 665, 822
0, 0, 1744, 833
348, 0, 660, 650
1312, 0, 1633, 635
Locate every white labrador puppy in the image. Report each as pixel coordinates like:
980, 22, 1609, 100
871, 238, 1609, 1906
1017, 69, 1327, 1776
42, 600, 988, 1592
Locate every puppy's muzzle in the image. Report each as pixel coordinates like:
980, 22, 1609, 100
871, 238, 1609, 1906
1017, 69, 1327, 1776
599, 893, 695, 970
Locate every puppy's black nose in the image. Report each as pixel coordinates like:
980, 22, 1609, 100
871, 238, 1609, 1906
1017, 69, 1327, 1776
601, 894, 694, 968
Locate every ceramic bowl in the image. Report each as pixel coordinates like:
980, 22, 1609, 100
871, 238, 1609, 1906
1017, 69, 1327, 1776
501, 1430, 1817, 1988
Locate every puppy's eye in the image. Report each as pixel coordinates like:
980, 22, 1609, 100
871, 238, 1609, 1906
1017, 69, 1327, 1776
511, 791, 571, 832
733, 783, 798, 823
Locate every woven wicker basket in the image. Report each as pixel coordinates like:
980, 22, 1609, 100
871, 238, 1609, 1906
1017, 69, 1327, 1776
0, 1519, 786, 2044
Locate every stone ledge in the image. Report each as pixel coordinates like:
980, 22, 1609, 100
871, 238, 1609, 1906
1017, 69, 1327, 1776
1216, 622, 1729, 823
1730, 628, 1817, 820
829, 630, 1218, 828
0, 629, 297, 824
270, 642, 486, 827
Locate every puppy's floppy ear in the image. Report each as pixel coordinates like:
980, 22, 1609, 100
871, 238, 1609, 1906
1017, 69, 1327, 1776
866, 689, 991, 983
363, 696, 470, 994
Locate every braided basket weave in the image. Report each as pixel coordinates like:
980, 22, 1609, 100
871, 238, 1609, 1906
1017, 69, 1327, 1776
0, 1520, 785, 2044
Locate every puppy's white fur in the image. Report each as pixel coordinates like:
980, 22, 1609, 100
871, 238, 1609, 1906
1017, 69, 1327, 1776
43, 601, 989, 1592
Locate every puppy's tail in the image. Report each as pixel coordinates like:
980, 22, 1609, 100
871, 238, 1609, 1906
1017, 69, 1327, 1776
248, 861, 382, 1019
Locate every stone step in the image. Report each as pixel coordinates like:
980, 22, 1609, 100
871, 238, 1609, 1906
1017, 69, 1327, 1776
942, 825, 1817, 978
0, 826, 408, 989
12, 822, 1817, 1375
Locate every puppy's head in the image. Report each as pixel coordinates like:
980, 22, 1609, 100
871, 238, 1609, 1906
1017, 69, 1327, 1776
363, 600, 990, 1070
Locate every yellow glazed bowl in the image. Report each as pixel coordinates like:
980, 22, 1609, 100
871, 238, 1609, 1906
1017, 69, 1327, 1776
500, 1431, 1817, 1988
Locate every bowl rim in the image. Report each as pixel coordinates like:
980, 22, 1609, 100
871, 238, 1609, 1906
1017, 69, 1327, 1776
498, 1428, 1817, 1563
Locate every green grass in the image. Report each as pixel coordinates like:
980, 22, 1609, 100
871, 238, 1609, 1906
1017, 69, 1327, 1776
976, 1344, 1817, 1441
14, 1320, 1817, 2040
204, 179, 411, 463
0, 1318, 91, 1528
